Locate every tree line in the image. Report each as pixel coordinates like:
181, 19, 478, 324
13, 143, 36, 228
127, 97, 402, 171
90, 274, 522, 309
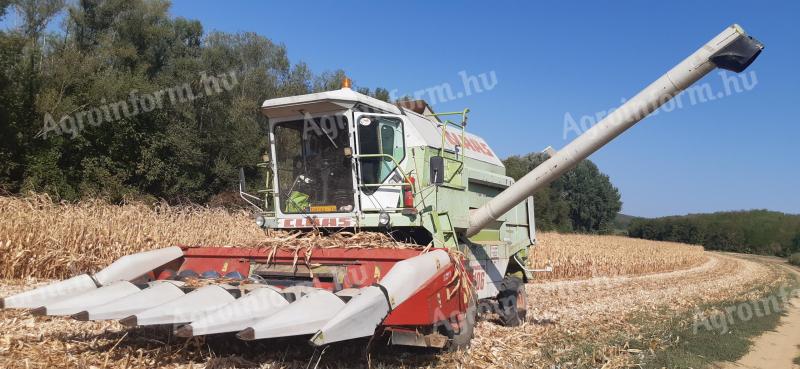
503, 152, 622, 234
628, 210, 800, 257
0, 0, 387, 204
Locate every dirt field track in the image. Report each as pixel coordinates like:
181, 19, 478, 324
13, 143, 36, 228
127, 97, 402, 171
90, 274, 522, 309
0, 250, 786, 369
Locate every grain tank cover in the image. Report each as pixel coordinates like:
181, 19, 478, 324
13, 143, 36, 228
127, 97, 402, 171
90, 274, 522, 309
402, 110, 504, 167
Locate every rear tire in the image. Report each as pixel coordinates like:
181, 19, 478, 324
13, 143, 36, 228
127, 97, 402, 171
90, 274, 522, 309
497, 276, 527, 327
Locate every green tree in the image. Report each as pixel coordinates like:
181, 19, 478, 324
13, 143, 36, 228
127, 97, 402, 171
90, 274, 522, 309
628, 211, 800, 256
0, 0, 390, 204
788, 233, 800, 255
503, 152, 621, 233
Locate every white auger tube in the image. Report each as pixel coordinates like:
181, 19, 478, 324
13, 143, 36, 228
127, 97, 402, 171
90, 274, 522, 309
1, 247, 184, 309
466, 24, 764, 237
311, 250, 452, 346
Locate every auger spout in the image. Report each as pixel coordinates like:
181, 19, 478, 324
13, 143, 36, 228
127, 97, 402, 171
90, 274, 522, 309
465, 24, 763, 237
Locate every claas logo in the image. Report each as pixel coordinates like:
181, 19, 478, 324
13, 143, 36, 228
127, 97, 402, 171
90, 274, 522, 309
281, 217, 353, 228
444, 131, 494, 157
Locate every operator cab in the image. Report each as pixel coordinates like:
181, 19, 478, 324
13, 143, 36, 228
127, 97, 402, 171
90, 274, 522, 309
252, 84, 413, 228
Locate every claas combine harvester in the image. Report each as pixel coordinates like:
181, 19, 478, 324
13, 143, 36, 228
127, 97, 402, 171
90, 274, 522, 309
1, 25, 762, 351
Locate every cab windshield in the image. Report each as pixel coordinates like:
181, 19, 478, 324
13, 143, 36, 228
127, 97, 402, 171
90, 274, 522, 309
273, 114, 354, 214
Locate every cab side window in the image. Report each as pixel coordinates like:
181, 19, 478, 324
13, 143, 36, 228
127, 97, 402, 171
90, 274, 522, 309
357, 116, 405, 194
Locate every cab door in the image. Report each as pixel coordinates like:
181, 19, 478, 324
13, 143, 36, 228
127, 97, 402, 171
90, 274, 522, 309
353, 113, 407, 211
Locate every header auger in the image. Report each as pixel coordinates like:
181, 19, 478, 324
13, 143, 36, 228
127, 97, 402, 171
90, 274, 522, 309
2, 24, 763, 352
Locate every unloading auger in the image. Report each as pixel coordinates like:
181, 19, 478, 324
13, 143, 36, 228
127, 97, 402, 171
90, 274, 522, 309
2, 24, 763, 351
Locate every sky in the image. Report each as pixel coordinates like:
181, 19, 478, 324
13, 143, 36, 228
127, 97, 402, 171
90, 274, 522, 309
6, 1, 800, 217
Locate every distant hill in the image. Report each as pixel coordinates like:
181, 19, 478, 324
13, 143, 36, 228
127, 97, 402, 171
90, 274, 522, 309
626, 210, 800, 257
611, 213, 642, 234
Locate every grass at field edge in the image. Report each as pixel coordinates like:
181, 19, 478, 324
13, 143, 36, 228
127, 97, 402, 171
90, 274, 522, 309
541, 264, 799, 369
635, 268, 800, 369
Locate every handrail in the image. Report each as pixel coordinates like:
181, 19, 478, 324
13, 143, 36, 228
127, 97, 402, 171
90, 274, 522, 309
426, 108, 470, 126
257, 161, 275, 214
426, 109, 469, 159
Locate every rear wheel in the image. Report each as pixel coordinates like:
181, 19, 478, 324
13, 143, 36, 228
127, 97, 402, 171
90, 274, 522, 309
497, 276, 527, 327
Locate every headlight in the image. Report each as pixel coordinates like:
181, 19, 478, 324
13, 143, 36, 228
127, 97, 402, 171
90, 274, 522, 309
378, 212, 391, 227
255, 215, 266, 227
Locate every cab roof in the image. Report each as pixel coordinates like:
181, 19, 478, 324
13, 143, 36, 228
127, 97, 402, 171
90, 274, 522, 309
261, 88, 400, 119
261, 89, 504, 167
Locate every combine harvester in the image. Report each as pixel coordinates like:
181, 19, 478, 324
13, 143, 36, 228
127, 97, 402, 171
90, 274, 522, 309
2, 25, 762, 350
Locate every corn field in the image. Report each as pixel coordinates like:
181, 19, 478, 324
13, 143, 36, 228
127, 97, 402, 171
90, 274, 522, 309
0, 195, 265, 280
0, 195, 705, 280
531, 232, 707, 280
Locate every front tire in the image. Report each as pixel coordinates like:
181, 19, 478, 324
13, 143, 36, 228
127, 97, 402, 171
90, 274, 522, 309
444, 292, 477, 351
497, 276, 527, 327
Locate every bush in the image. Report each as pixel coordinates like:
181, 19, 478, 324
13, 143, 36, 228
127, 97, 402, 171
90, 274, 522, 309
789, 253, 800, 267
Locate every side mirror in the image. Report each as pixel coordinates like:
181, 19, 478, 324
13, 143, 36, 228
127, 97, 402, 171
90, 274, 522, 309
429, 156, 444, 185
238, 167, 246, 192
